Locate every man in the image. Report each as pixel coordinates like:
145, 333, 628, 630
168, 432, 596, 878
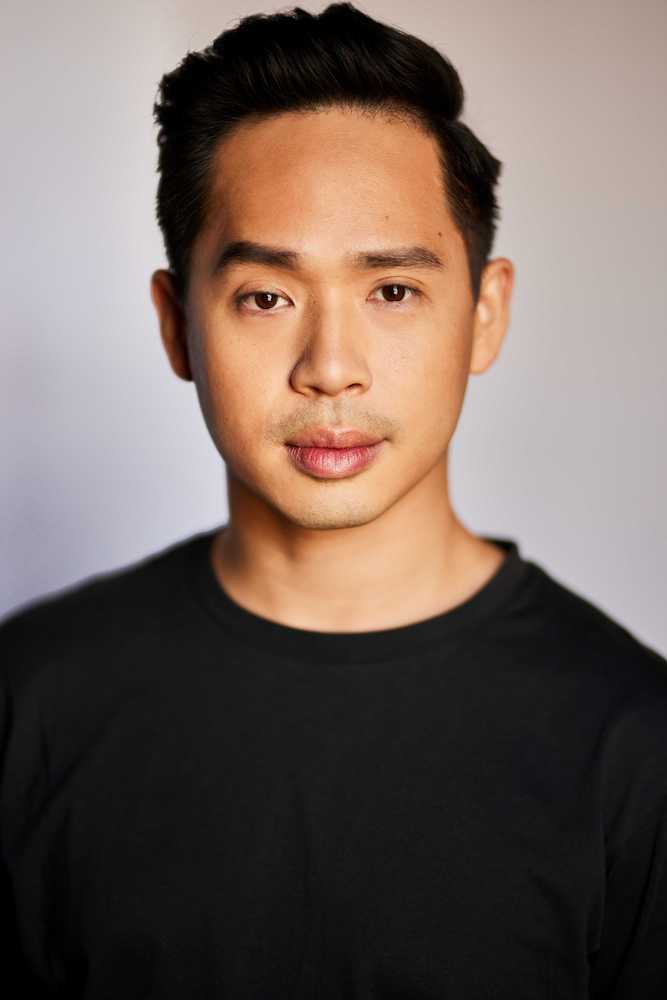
2, 3, 666, 997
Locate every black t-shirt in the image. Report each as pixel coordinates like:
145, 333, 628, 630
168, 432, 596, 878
2, 527, 667, 999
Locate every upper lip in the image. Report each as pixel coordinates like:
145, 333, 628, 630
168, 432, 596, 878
286, 427, 384, 448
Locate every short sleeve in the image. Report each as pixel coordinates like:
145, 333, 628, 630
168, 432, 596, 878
589, 794, 667, 998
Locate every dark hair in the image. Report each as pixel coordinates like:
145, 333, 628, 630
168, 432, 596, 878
152, 2, 502, 305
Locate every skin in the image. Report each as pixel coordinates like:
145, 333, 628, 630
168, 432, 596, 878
150, 105, 514, 633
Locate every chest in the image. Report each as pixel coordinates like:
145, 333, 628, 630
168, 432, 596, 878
17, 687, 601, 998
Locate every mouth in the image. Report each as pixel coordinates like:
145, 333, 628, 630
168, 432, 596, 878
285, 441, 385, 479
285, 426, 383, 449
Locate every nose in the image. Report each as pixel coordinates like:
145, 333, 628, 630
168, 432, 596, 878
289, 295, 372, 399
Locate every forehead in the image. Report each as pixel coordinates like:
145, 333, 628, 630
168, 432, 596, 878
200, 107, 457, 252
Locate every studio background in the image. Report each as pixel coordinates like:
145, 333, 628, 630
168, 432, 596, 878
1, 0, 665, 654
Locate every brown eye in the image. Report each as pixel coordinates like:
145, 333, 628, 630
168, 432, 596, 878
373, 283, 421, 305
253, 292, 279, 310
236, 290, 289, 313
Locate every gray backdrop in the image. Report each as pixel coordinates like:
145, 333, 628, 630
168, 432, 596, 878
2, 0, 665, 654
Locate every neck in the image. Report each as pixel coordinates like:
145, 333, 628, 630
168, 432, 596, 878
210, 458, 505, 633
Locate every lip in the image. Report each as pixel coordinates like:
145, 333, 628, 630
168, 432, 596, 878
285, 441, 385, 479
285, 427, 384, 448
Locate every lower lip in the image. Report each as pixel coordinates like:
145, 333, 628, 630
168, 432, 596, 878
285, 441, 384, 478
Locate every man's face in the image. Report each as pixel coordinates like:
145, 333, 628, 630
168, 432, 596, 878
181, 106, 485, 531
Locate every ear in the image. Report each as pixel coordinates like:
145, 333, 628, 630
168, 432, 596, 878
469, 258, 515, 375
150, 269, 193, 382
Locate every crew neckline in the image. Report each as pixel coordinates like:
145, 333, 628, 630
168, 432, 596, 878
186, 525, 533, 665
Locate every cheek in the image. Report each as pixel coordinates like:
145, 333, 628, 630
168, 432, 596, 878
384, 323, 470, 418
195, 344, 280, 456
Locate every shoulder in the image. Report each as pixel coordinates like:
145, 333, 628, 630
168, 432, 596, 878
524, 555, 667, 692
508, 559, 667, 699
0, 529, 211, 698
0, 531, 214, 839
517, 555, 667, 846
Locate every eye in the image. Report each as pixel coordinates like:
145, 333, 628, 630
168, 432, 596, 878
235, 282, 422, 314
236, 290, 291, 313
371, 283, 422, 306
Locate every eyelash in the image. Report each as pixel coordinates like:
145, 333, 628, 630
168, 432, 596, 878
235, 283, 422, 314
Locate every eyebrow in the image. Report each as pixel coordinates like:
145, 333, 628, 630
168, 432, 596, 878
211, 239, 445, 278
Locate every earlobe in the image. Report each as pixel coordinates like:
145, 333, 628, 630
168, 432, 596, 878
150, 269, 194, 382
469, 258, 514, 376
